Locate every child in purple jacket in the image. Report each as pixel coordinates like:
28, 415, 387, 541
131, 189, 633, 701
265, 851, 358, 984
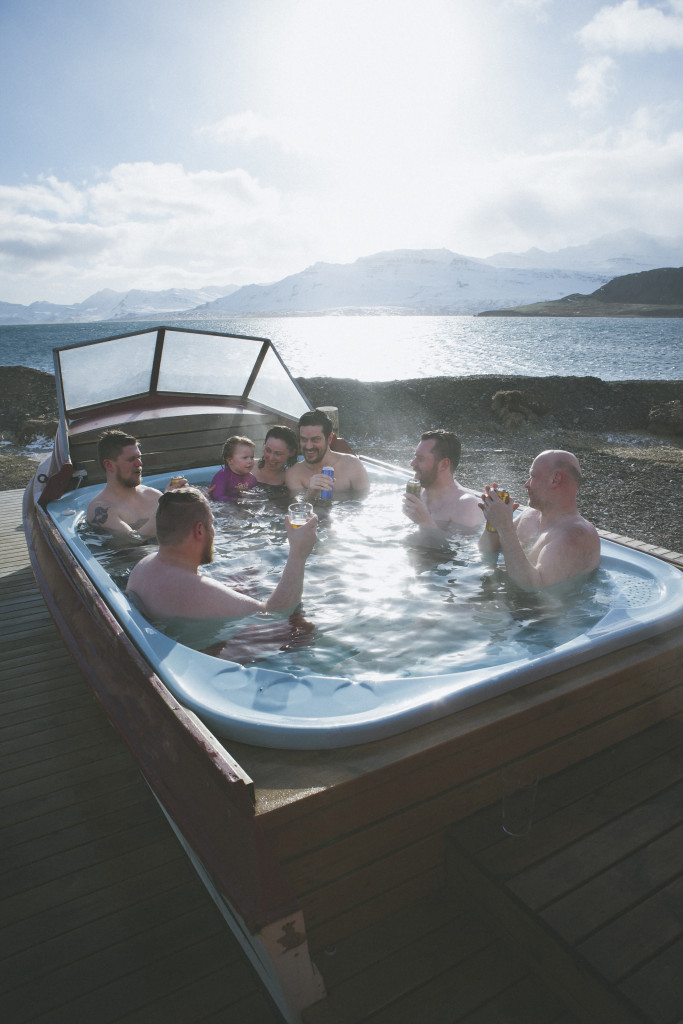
208, 436, 259, 501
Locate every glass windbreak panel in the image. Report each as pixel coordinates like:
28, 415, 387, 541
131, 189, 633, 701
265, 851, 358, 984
58, 333, 158, 411
157, 332, 261, 395
249, 346, 310, 417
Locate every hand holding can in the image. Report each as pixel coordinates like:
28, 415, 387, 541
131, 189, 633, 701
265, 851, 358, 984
320, 466, 334, 499
485, 488, 510, 532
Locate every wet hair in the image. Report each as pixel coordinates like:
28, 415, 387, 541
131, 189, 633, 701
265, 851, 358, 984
221, 435, 255, 464
298, 408, 334, 440
156, 486, 210, 545
258, 425, 299, 469
420, 429, 461, 472
97, 429, 138, 470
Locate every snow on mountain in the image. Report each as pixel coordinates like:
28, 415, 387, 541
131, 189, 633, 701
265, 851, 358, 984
0, 285, 238, 324
2, 232, 682, 323
485, 229, 683, 276
184, 248, 613, 316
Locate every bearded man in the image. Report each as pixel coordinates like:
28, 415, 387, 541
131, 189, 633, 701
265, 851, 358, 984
126, 487, 317, 619
285, 408, 369, 498
402, 429, 484, 542
86, 430, 185, 537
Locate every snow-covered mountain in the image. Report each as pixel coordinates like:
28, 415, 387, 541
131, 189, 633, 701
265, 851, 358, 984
183, 249, 613, 317
484, 229, 683, 275
0, 285, 238, 325
1, 231, 682, 323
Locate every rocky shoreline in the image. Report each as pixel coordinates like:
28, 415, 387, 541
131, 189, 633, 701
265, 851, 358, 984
2, 366, 681, 553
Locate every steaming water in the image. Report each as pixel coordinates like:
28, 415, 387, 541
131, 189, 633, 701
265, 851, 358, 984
83, 480, 654, 684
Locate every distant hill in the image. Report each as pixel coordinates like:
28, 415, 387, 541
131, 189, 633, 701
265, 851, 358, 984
2, 231, 683, 323
477, 267, 683, 317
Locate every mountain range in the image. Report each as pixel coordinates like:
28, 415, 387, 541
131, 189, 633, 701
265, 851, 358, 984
1, 230, 681, 325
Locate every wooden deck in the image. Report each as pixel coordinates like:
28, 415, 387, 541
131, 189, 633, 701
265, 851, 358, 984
447, 718, 683, 1023
4, 481, 682, 1023
0, 488, 284, 1024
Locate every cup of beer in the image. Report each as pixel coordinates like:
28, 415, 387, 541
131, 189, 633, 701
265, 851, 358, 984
288, 502, 314, 527
485, 488, 510, 532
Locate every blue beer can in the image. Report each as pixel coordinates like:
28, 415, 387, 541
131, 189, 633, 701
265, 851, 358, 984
320, 466, 334, 499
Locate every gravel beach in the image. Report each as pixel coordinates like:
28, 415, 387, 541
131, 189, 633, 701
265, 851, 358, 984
2, 366, 681, 553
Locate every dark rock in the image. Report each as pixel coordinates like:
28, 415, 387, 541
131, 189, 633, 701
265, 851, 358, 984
491, 390, 546, 430
17, 418, 59, 444
0, 366, 58, 435
648, 399, 683, 436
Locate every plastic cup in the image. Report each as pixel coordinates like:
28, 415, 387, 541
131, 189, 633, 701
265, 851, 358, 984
288, 502, 313, 527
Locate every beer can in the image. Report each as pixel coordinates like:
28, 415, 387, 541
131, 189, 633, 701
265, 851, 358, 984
485, 488, 510, 532
406, 480, 421, 497
169, 475, 185, 487
320, 466, 334, 499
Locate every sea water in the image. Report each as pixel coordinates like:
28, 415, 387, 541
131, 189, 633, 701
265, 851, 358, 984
83, 480, 651, 684
1, 315, 681, 380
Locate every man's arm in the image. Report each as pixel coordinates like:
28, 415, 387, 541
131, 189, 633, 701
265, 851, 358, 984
263, 516, 317, 611
347, 456, 370, 492
402, 493, 449, 545
483, 501, 599, 589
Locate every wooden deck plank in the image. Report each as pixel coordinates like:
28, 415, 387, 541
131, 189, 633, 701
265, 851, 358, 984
446, 723, 683, 1024
0, 488, 284, 1024
303, 888, 583, 1024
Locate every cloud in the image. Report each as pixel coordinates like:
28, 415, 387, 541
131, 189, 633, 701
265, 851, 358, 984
0, 162, 313, 302
579, 0, 683, 53
572, 2, 683, 112
569, 55, 618, 110
450, 117, 683, 253
196, 111, 304, 154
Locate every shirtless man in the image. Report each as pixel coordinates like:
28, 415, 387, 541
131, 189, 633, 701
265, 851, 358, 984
86, 430, 186, 538
479, 449, 600, 589
402, 430, 484, 542
127, 487, 317, 619
285, 409, 369, 497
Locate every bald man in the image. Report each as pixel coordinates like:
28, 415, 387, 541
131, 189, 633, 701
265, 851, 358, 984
478, 450, 600, 589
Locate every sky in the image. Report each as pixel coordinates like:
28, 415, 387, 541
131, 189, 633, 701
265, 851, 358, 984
1, 0, 682, 304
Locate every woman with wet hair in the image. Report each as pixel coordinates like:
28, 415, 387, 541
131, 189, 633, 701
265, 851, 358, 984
253, 425, 299, 488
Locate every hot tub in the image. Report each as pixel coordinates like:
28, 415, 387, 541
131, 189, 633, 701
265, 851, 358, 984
46, 463, 683, 749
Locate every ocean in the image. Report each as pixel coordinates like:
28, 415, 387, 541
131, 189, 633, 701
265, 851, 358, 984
0, 315, 681, 381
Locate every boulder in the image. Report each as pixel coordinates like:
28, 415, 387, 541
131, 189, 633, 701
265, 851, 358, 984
491, 390, 545, 431
647, 399, 683, 436
17, 418, 59, 445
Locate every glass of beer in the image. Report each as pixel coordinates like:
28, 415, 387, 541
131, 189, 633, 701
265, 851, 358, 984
485, 488, 510, 532
288, 502, 314, 527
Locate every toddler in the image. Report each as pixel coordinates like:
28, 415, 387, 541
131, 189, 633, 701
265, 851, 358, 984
209, 436, 259, 501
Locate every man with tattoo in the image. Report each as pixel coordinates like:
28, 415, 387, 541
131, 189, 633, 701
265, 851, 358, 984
86, 430, 185, 538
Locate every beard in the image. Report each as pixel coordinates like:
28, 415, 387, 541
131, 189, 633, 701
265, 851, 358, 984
416, 463, 438, 488
116, 467, 142, 489
303, 446, 327, 465
200, 536, 214, 565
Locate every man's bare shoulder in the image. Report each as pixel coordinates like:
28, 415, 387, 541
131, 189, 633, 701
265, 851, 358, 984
285, 462, 308, 487
331, 450, 369, 485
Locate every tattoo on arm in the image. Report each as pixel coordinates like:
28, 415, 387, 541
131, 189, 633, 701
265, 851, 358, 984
92, 506, 109, 526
